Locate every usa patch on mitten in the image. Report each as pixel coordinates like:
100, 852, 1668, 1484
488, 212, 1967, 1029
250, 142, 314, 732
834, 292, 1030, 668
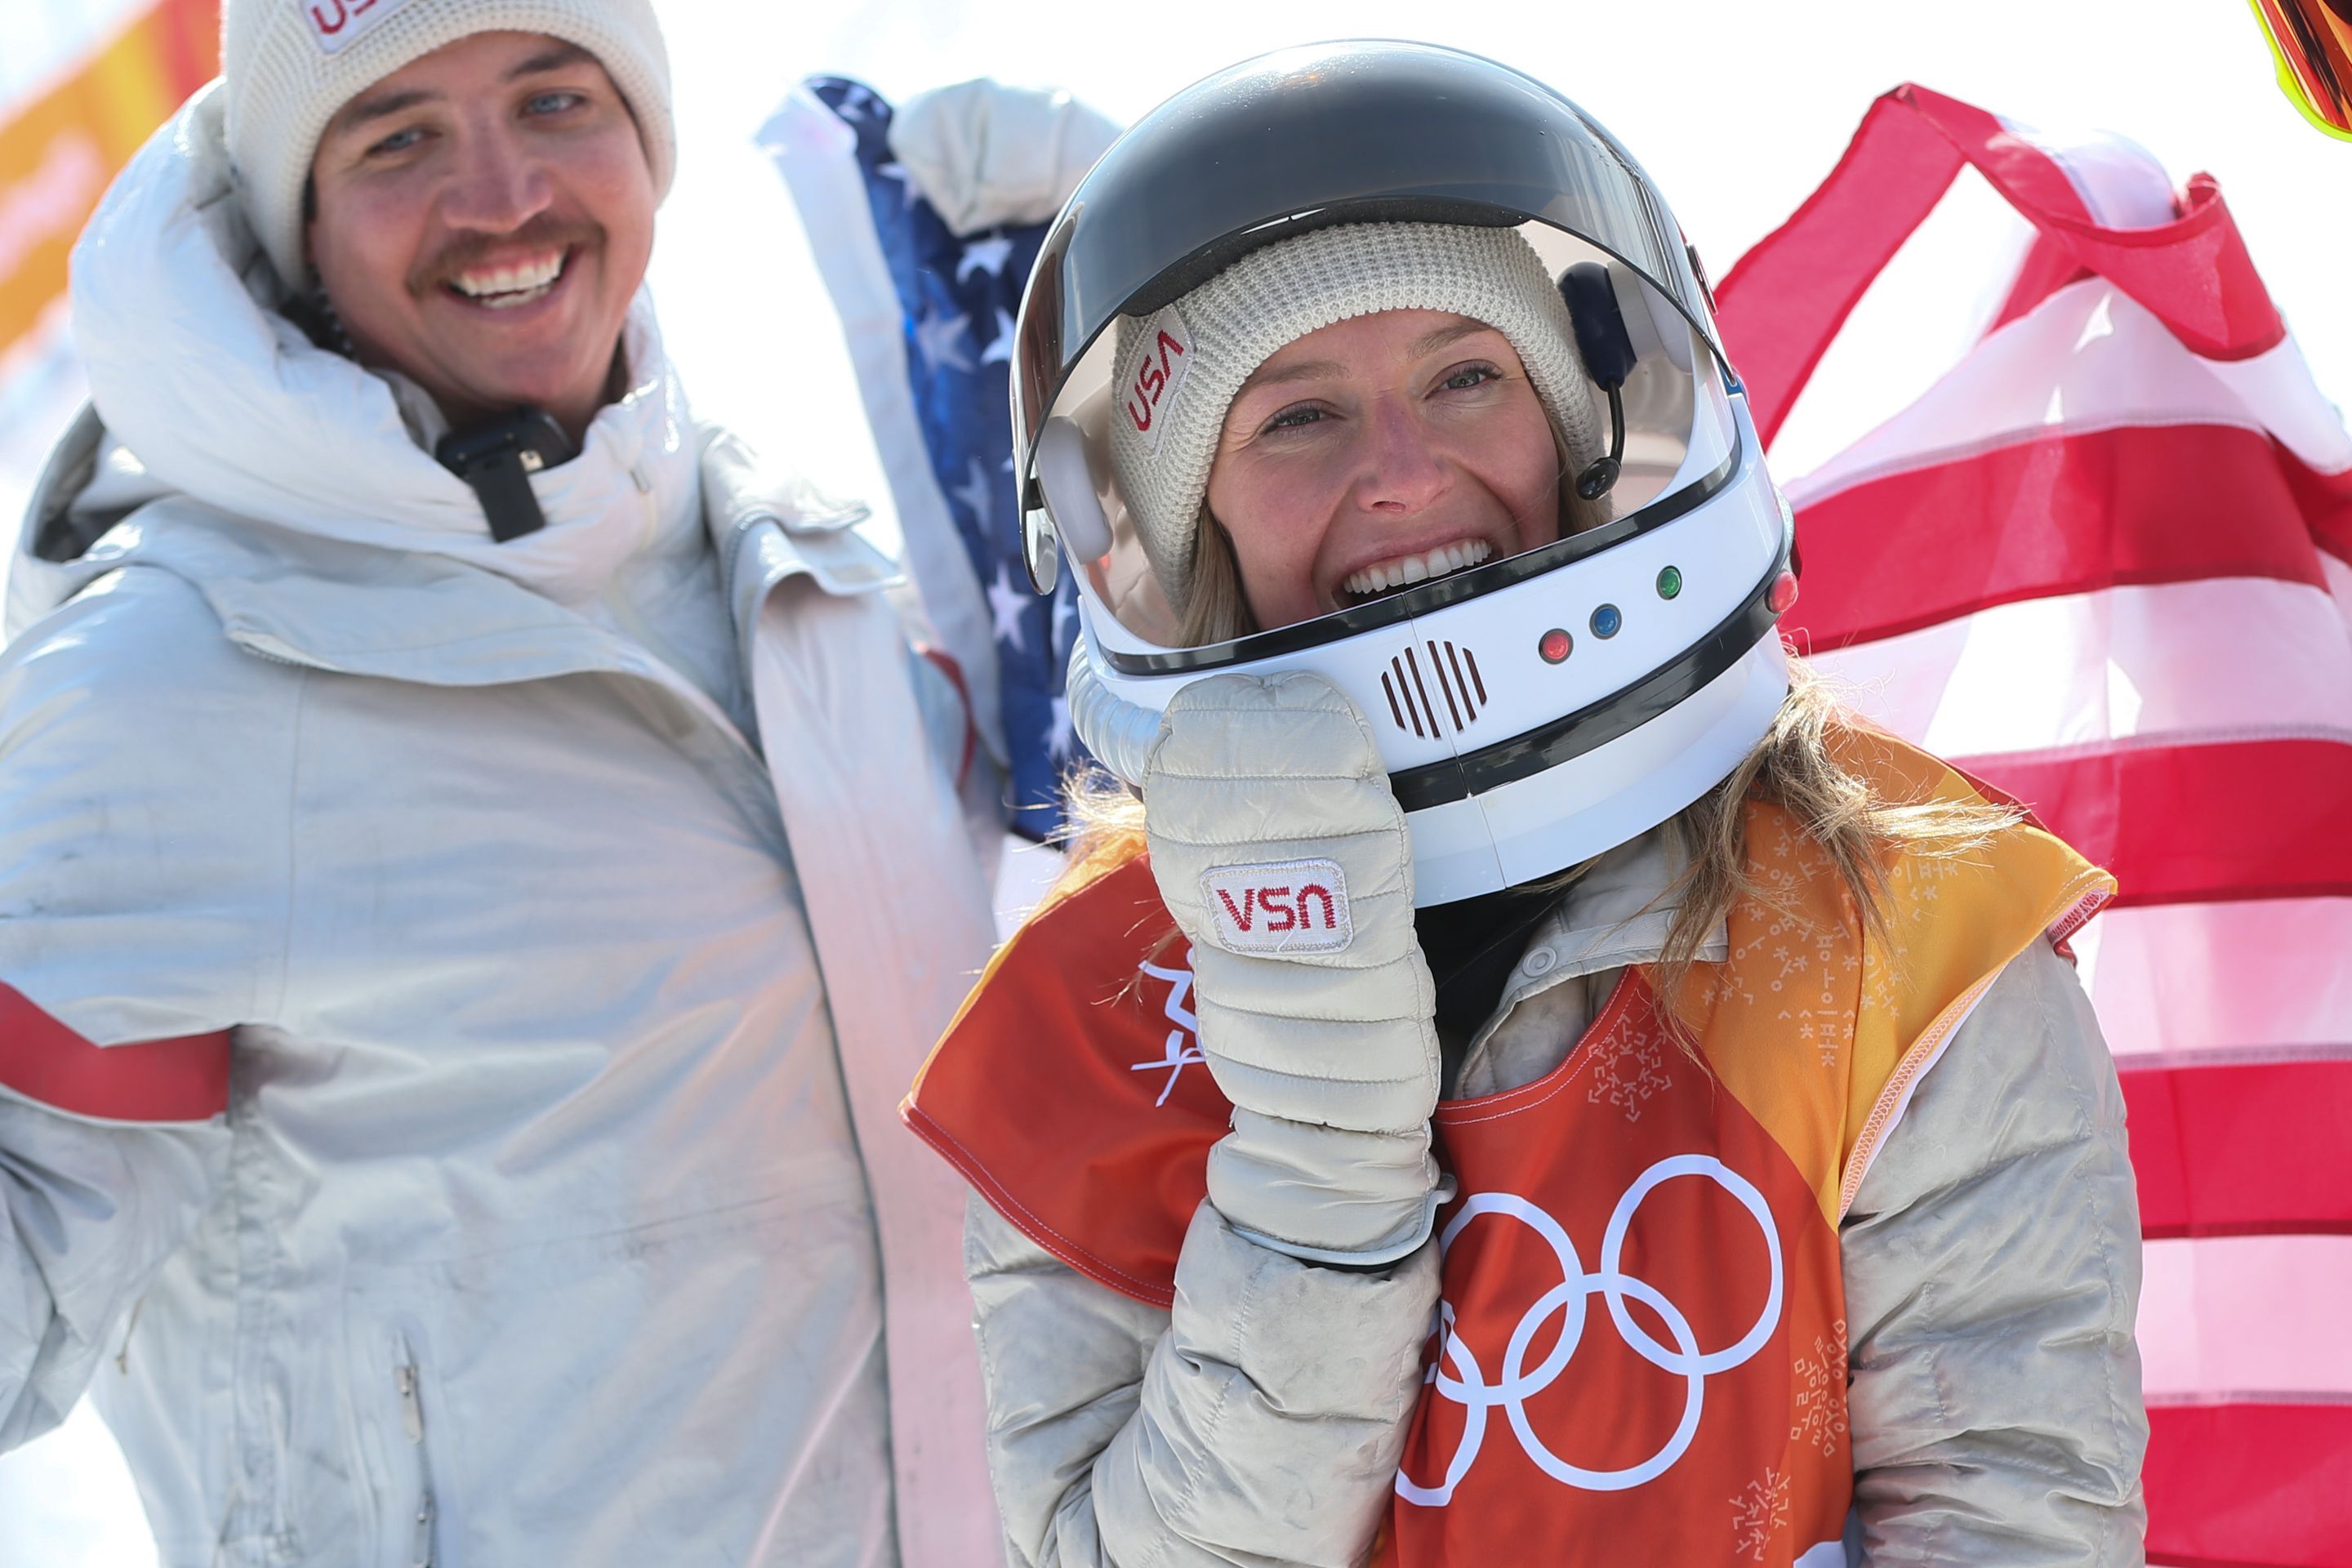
1199, 858, 1352, 955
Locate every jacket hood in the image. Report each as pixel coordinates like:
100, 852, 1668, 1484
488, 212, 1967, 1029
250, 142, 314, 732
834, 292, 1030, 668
29, 81, 699, 629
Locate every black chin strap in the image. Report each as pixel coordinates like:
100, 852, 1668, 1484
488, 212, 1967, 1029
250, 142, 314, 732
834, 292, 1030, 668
434, 412, 574, 542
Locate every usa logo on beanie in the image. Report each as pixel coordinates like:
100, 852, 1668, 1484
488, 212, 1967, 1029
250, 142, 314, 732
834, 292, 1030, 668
1120, 306, 1192, 456
305, 0, 418, 55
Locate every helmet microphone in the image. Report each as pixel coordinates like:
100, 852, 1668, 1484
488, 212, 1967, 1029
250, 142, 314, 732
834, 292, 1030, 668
1559, 262, 1635, 502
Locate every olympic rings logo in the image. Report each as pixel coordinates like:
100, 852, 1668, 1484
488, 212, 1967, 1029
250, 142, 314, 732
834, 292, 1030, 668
1395, 1154, 1784, 1504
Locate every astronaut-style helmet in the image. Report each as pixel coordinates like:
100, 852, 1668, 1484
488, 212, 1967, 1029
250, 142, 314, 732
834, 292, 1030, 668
1013, 40, 1797, 906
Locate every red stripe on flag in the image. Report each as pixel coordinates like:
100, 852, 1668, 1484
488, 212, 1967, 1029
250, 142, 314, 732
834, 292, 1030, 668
1715, 89, 1971, 448
1959, 739, 2352, 909
1909, 91, 2097, 224
0, 984, 231, 1122
2124, 1059, 2352, 1238
1781, 423, 2336, 653
1718, 84, 2283, 448
2056, 169, 2286, 365
2146, 1400, 2352, 1567
2289, 447, 2352, 567
1985, 231, 2095, 340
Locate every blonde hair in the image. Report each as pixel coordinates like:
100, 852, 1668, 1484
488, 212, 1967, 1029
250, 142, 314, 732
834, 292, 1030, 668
1645, 662, 2016, 1009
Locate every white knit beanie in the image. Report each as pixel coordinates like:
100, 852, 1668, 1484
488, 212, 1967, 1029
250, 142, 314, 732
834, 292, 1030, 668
222, 0, 675, 287
1107, 221, 1606, 616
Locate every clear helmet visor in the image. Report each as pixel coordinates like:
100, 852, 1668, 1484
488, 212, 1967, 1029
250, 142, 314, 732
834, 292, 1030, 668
1013, 38, 1725, 442
1015, 41, 1795, 903
1027, 223, 1740, 664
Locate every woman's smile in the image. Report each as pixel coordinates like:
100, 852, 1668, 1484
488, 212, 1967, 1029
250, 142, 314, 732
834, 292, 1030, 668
1205, 309, 1563, 630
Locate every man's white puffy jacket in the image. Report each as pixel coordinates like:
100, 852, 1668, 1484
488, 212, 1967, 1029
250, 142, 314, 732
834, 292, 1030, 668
0, 88, 998, 1567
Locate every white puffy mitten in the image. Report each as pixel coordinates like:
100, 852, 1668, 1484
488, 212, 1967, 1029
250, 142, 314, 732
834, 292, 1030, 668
1142, 671, 1445, 1265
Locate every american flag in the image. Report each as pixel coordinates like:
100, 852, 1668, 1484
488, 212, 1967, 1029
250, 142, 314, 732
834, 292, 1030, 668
1719, 85, 2352, 1566
762, 76, 1087, 840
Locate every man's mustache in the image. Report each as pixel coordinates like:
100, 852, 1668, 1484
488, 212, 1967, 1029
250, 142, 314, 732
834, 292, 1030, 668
412, 219, 602, 293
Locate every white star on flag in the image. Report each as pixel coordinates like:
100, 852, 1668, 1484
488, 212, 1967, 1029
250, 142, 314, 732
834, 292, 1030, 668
980, 307, 1017, 366
913, 309, 973, 374
835, 83, 877, 121
957, 234, 1016, 283
987, 562, 1030, 652
875, 160, 920, 209
950, 457, 996, 529
1048, 693, 1076, 762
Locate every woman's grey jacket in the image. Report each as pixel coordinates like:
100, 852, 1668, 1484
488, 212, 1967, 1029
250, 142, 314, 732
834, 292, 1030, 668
964, 831, 2147, 1566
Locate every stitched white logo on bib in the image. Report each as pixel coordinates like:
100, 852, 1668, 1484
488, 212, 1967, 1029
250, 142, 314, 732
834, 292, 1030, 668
1120, 307, 1192, 455
305, 0, 416, 55
1200, 858, 1352, 955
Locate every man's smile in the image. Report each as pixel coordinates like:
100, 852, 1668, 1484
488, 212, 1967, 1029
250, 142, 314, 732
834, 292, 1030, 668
443, 244, 572, 309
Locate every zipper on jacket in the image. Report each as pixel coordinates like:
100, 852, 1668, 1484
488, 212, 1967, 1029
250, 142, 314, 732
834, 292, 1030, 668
394, 1349, 435, 1568
630, 460, 658, 552
112, 1294, 145, 1374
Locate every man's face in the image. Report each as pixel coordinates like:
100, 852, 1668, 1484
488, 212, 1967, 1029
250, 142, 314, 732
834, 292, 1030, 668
307, 30, 656, 440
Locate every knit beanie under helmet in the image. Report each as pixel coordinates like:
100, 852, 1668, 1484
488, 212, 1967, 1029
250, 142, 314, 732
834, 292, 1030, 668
1107, 221, 1606, 617
222, 0, 675, 287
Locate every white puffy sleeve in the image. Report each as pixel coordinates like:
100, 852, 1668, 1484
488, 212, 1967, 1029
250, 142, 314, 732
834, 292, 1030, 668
0, 568, 297, 1448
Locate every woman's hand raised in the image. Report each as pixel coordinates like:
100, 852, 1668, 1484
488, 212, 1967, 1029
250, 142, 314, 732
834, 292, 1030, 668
1142, 670, 1445, 1264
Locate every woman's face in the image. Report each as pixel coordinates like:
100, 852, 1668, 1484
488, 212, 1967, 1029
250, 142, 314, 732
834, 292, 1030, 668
1204, 309, 1561, 631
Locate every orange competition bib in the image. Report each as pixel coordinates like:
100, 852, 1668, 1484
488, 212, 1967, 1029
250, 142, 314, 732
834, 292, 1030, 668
906, 728, 2111, 1564
1389, 968, 1849, 1563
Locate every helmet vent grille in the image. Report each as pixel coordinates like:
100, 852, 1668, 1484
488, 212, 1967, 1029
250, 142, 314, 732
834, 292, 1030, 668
1383, 641, 1486, 738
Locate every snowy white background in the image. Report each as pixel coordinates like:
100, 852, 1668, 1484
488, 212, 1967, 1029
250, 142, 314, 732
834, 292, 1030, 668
0, 0, 2344, 1560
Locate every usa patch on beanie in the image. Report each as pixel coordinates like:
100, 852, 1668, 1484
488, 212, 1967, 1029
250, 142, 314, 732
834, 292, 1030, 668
222, 0, 675, 287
